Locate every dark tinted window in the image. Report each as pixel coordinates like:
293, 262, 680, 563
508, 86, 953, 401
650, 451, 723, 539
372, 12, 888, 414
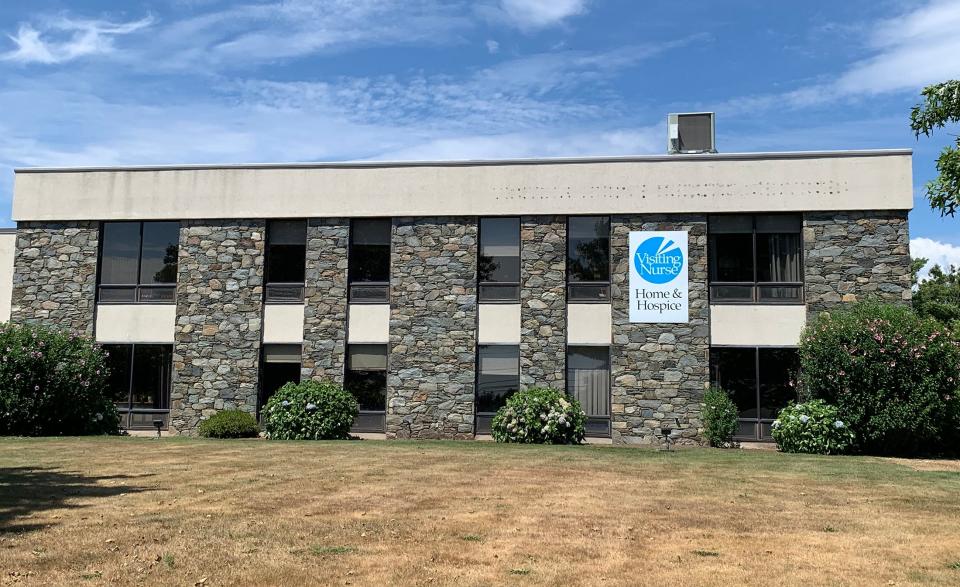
102, 343, 172, 429
709, 347, 799, 440
100, 222, 141, 284
567, 216, 610, 282
479, 218, 520, 283
266, 220, 306, 284
350, 219, 391, 283
139, 222, 180, 285
708, 215, 802, 303
476, 345, 519, 414
345, 344, 387, 412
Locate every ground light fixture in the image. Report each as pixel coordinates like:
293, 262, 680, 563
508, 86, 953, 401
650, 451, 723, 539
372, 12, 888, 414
153, 419, 164, 438
660, 418, 681, 451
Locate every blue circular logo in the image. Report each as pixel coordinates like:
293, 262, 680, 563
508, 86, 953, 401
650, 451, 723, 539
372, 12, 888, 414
634, 236, 684, 284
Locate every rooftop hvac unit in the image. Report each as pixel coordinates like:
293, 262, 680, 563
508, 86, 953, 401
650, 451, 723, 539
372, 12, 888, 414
667, 112, 716, 154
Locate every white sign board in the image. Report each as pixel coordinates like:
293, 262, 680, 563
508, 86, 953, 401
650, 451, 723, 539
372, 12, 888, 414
628, 231, 689, 323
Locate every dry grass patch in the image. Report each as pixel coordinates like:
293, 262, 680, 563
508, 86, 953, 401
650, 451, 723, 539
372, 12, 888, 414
1, 438, 959, 586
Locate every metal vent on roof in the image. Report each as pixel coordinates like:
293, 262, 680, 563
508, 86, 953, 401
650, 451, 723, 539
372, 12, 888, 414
668, 112, 716, 154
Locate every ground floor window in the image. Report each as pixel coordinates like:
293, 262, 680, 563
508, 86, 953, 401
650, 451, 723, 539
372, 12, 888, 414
566, 346, 611, 437
709, 347, 799, 441
102, 343, 172, 430
475, 345, 520, 434
260, 344, 302, 413
345, 344, 387, 432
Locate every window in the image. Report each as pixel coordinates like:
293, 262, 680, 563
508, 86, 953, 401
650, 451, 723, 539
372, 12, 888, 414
345, 344, 387, 432
478, 217, 520, 302
265, 220, 306, 303
475, 345, 520, 434
99, 221, 179, 303
349, 219, 390, 303
260, 344, 302, 411
709, 347, 799, 440
566, 346, 610, 437
102, 344, 172, 429
567, 216, 610, 301
708, 215, 802, 303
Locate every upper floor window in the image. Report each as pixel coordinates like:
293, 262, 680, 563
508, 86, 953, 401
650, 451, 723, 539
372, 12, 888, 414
708, 215, 802, 303
349, 219, 391, 303
265, 220, 306, 303
478, 217, 520, 302
98, 221, 179, 303
567, 216, 610, 302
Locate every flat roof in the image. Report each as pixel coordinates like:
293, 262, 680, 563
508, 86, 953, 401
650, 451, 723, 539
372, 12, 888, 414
13, 148, 912, 174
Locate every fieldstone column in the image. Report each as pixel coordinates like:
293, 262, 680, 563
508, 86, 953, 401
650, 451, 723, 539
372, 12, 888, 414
803, 210, 911, 319
302, 218, 349, 382
387, 217, 477, 439
610, 215, 709, 446
519, 216, 566, 389
171, 220, 265, 434
11, 221, 99, 336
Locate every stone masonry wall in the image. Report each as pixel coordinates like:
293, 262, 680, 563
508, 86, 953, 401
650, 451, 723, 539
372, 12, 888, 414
170, 220, 265, 434
11, 222, 99, 336
302, 219, 349, 382
804, 210, 911, 317
610, 215, 709, 446
387, 217, 477, 439
519, 216, 566, 389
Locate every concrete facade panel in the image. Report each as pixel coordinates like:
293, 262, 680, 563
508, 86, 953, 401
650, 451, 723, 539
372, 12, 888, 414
263, 303, 306, 344
95, 304, 176, 343
348, 303, 390, 343
477, 303, 521, 344
709, 304, 806, 347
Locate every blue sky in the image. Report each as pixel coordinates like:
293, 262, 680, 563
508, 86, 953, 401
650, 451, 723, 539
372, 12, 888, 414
1, 0, 958, 272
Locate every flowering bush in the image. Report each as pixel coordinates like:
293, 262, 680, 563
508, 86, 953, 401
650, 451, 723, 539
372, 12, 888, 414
198, 409, 260, 438
702, 386, 739, 447
0, 323, 119, 436
799, 303, 960, 456
491, 388, 586, 444
262, 380, 358, 440
771, 400, 855, 454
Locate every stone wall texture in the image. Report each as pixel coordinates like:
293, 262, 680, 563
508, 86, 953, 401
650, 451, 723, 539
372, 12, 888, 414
387, 217, 477, 439
610, 215, 709, 446
519, 216, 566, 389
170, 220, 265, 434
804, 210, 911, 317
11, 222, 99, 336
302, 218, 349, 382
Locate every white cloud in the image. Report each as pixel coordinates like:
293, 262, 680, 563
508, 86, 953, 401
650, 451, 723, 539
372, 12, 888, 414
501, 0, 588, 28
911, 237, 960, 281
485, 39, 499, 54
1, 15, 154, 64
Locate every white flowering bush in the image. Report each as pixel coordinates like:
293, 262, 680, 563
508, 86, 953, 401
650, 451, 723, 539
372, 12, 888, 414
771, 400, 854, 455
0, 323, 119, 436
262, 381, 358, 440
491, 388, 586, 445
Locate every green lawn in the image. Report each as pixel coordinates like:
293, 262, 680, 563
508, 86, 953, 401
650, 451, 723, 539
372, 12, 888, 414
1, 437, 959, 586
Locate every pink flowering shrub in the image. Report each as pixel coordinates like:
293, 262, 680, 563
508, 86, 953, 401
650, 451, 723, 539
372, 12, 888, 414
799, 303, 960, 456
0, 323, 119, 436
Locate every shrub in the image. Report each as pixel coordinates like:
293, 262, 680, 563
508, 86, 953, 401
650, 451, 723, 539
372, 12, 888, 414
491, 388, 586, 444
799, 303, 960, 456
198, 409, 260, 438
702, 386, 739, 447
0, 323, 119, 436
262, 380, 358, 440
771, 400, 855, 455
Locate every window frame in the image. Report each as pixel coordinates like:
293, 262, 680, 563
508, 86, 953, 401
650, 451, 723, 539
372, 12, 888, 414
102, 342, 173, 430
566, 216, 611, 303
348, 218, 391, 304
708, 214, 804, 305
344, 343, 388, 432
477, 216, 521, 304
474, 343, 521, 434
709, 345, 800, 441
97, 221, 180, 305
258, 343, 303, 415
264, 219, 307, 304
565, 344, 612, 438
